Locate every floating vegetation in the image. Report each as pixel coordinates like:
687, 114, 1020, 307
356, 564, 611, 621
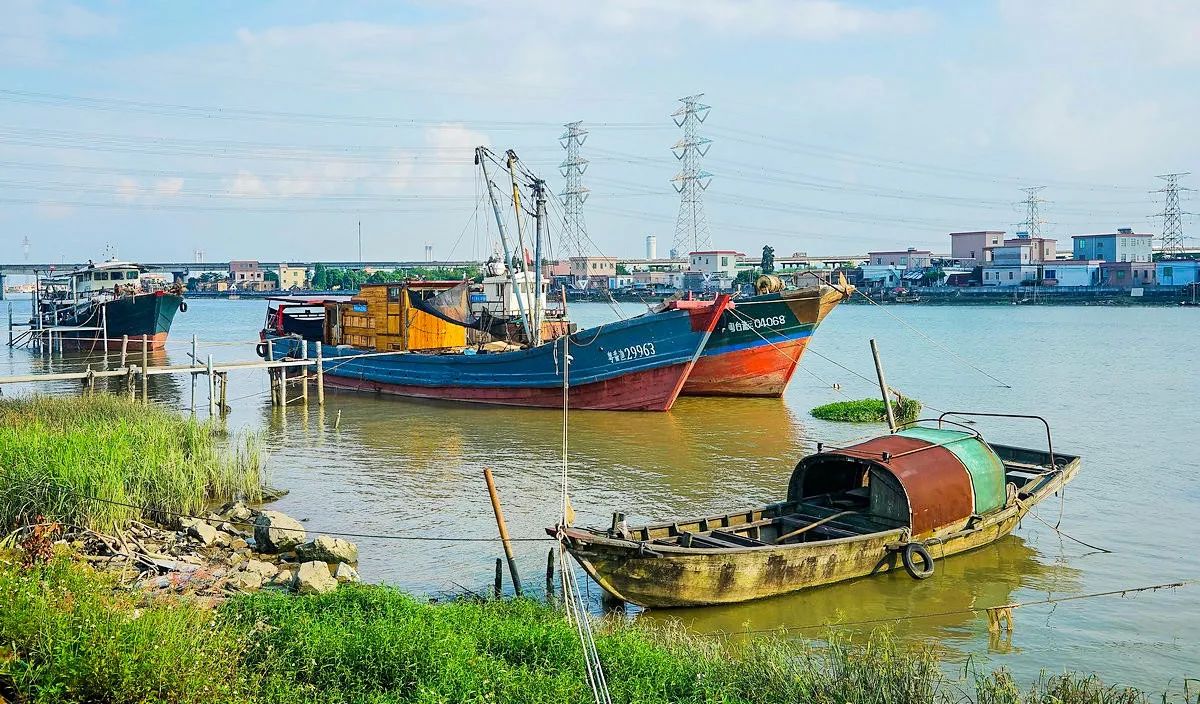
0, 395, 266, 534
810, 398, 922, 425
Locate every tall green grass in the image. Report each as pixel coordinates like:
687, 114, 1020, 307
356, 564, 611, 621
0, 395, 265, 534
0, 557, 1167, 704
811, 397, 923, 424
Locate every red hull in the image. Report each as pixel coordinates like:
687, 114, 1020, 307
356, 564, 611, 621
683, 338, 809, 398
58, 331, 169, 352
322, 361, 697, 411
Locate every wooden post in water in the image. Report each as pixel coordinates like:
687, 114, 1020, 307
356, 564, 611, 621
190, 334, 198, 414
140, 334, 149, 404
126, 365, 135, 400
494, 557, 503, 598
300, 338, 309, 405
483, 467, 522, 596
266, 339, 277, 406
85, 365, 95, 396
869, 338, 897, 432
278, 358, 288, 409
119, 335, 129, 369
545, 548, 555, 598
100, 305, 108, 352
207, 354, 217, 417
315, 344, 325, 406
218, 372, 228, 415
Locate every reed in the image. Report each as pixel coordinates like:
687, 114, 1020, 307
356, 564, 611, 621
0, 556, 1174, 704
811, 397, 923, 425
0, 395, 266, 534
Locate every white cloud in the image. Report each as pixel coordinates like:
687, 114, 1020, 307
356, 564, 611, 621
228, 170, 268, 197
154, 177, 185, 197
0, 0, 119, 66
115, 177, 139, 203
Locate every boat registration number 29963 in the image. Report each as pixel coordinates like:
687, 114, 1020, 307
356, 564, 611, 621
725, 314, 787, 333
606, 342, 656, 364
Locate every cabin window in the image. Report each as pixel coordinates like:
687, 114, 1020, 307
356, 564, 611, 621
95, 272, 110, 281
388, 287, 400, 302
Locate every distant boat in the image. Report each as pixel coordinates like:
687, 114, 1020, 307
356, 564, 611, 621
676, 274, 853, 397
32, 259, 185, 351
553, 415, 1080, 607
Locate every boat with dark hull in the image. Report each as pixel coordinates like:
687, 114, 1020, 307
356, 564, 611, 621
680, 274, 854, 397
33, 261, 184, 351
553, 414, 1079, 607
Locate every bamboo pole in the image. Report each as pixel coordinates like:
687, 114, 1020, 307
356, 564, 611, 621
140, 334, 149, 403
870, 338, 897, 432
279, 355, 288, 409
100, 305, 108, 352
483, 467, 522, 596
119, 335, 129, 368
207, 354, 216, 417
218, 372, 228, 415
315, 343, 325, 405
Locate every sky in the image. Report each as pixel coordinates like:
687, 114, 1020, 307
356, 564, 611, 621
0, 0, 1198, 265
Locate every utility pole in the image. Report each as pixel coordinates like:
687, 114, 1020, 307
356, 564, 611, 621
671, 94, 713, 257
559, 121, 590, 258
1017, 186, 1047, 238
1152, 172, 1192, 258
357, 221, 362, 262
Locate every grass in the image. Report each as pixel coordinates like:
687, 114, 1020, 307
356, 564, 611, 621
0, 395, 265, 535
811, 397, 922, 425
0, 555, 1169, 704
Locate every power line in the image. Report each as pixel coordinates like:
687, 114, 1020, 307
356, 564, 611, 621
671, 94, 713, 256
1152, 172, 1193, 257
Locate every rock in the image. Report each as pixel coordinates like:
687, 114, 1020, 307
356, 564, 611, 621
295, 535, 358, 565
213, 531, 231, 548
228, 571, 263, 592
253, 511, 305, 553
188, 521, 219, 546
293, 561, 338, 595
219, 500, 253, 522
230, 538, 248, 551
228, 552, 246, 567
272, 569, 293, 586
334, 563, 360, 584
244, 559, 279, 579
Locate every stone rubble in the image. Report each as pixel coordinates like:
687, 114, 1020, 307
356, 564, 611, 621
76, 501, 359, 603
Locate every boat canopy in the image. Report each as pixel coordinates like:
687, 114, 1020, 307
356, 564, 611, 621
788, 427, 1008, 538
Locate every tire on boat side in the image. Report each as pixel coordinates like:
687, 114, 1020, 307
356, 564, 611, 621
902, 542, 935, 580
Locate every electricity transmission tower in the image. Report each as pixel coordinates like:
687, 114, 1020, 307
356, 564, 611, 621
559, 121, 590, 257
1152, 172, 1192, 257
671, 94, 713, 256
1017, 186, 1047, 237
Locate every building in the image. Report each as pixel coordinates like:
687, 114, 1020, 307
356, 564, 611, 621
230, 260, 276, 290
1100, 261, 1156, 288
949, 231, 1004, 265
1156, 260, 1200, 286
1003, 234, 1056, 262
645, 235, 657, 260
1072, 228, 1153, 263
1043, 260, 1102, 287
982, 243, 1040, 286
569, 256, 618, 280
688, 250, 740, 279
866, 248, 932, 269
277, 263, 307, 290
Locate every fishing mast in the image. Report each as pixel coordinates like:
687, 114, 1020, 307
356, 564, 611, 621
476, 146, 534, 341
531, 177, 547, 346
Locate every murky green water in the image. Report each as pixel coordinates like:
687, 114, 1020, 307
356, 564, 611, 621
2, 296, 1197, 689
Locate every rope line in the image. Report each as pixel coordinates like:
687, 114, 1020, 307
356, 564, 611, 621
694, 579, 1195, 637
854, 288, 1012, 388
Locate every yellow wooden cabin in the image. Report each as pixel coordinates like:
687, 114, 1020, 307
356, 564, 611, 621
325, 281, 468, 352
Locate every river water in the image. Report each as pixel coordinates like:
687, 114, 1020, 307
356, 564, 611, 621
2, 296, 1197, 689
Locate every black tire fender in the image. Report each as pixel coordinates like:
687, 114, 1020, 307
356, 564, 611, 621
902, 542, 935, 580
255, 342, 268, 358
178, 301, 188, 313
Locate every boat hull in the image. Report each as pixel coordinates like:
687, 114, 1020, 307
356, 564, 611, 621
560, 461, 1077, 608
267, 296, 728, 412
682, 284, 850, 397
48, 293, 183, 351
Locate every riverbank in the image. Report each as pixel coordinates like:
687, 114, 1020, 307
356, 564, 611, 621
0, 553, 1167, 704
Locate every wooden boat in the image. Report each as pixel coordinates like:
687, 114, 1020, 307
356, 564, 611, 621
553, 414, 1080, 607
680, 273, 854, 397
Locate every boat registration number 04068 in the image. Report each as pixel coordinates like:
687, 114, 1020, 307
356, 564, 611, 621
725, 314, 787, 333
606, 342, 656, 364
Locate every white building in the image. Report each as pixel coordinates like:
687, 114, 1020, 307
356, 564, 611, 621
688, 250, 740, 279
1043, 260, 1102, 287
645, 235, 657, 260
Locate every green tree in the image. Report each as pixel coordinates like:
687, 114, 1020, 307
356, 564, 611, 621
264, 270, 280, 286
735, 268, 762, 285
616, 263, 630, 276
312, 263, 328, 290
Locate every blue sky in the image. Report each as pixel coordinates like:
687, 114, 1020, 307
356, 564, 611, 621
1, 0, 1197, 264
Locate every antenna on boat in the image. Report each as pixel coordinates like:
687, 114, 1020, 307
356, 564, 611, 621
870, 338, 898, 432
476, 146, 535, 341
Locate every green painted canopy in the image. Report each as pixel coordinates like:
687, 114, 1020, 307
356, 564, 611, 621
897, 427, 1007, 515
